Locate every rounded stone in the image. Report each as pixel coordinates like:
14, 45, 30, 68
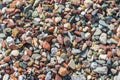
10, 50, 19, 57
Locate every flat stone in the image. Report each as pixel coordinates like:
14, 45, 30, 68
99, 20, 109, 27
45, 72, 51, 80
94, 28, 102, 36
71, 74, 86, 80
57, 56, 64, 64
68, 59, 76, 69
72, 48, 81, 54
32, 54, 41, 59
92, 9, 98, 15
42, 41, 50, 51
93, 66, 108, 74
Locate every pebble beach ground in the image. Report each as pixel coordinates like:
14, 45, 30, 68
0, 0, 120, 80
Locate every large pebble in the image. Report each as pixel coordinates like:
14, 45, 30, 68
99, 33, 107, 44
3, 74, 9, 80
68, 59, 76, 69
58, 67, 68, 76
10, 50, 19, 57
93, 66, 108, 74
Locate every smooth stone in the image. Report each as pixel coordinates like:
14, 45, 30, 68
51, 47, 58, 56
99, 20, 109, 27
115, 72, 120, 80
72, 48, 81, 54
55, 17, 62, 23
93, 66, 108, 74
58, 67, 68, 76
18, 75, 24, 80
96, 60, 106, 64
99, 33, 107, 44
10, 50, 19, 57
84, 0, 93, 8
45, 72, 51, 80
32, 54, 41, 59
92, 9, 98, 15
71, 74, 86, 80
80, 32, 85, 39
68, 31, 74, 42
64, 23, 71, 29
24, 4, 32, 12
109, 38, 118, 44
0, 33, 6, 38
85, 32, 91, 39
19, 62, 27, 69
91, 45, 99, 51
6, 36, 14, 44
82, 43, 87, 51
99, 54, 107, 60
3, 74, 9, 80
94, 28, 102, 36
90, 62, 98, 69
111, 69, 117, 75
32, 11, 39, 18
68, 59, 76, 69
57, 56, 64, 64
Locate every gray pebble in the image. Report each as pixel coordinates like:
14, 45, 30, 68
45, 72, 51, 80
99, 20, 109, 27
0, 33, 6, 38
93, 66, 108, 74
94, 28, 102, 36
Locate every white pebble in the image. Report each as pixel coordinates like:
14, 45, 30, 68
11, 50, 19, 57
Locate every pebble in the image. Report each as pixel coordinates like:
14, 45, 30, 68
90, 62, 98, 69
10, 50, 19, 57
68, 59, 76, 69
3, 74, 9, 80
0, 33, 6, 38
99, 20, 109, 27
93, 66, 108, 74
71, 74, 86, 80
58, 67, 68, 76
99, 33, 107, 44
94, 28, 102, 36
45, 72, 51, 80
42, 41, 51, 51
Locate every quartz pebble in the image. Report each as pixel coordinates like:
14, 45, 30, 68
10, 50, 19, 57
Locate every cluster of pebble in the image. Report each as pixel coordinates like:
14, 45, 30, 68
0, 0, 120, 80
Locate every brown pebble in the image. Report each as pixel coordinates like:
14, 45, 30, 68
107, 51, 112, 58
3, 56, 10, 62
58, 67, 69, 76
42, 41, 51, 50
21, 55, 30, 61
48, 27, 55, 32
38, 74, 46, 79
55, 74, 62, 80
